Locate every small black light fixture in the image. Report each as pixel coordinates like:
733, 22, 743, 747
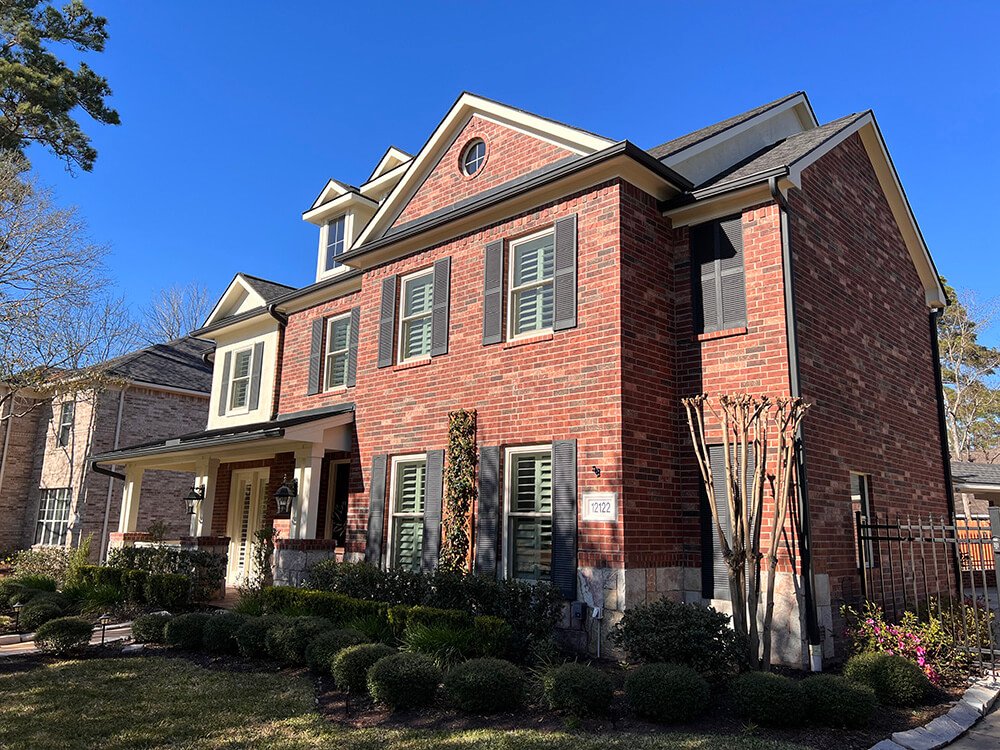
592, 466, 601, 477
183, 485, 205, 515
274, 475, 298, 516
98, 613, 113, 645
12, 602, 23, 631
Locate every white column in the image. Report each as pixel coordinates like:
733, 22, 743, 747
293, 445, 325, 540
191, 457, 220, 537
117, 464, 145, 533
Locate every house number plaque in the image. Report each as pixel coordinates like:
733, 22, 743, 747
582, 492, 617, 522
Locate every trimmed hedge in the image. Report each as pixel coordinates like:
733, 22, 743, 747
844, 653, 931, 707
305, 629, 369, 673
144, 573, 191, 610
261, 587, 386, 625
543, 663, 613, 717
106, 546, 224, 602
235, 615, 288, 659
388, 604, 472, 636
132, 613, 173, 644
34, 617, 93, 655
202, 612, 248, 654
333, 643, 396, 695
20, 601, 63, 631
802, 674, 877, 728
264, 616, 333, 665
367, 652, 442, 710
164, 612, 210, 650
121, 569, 149, 603
445, 658, 525, 713
624, 663, 710, 724
731, 672, 805, 727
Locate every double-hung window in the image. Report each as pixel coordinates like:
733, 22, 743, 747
34, 488, 71, 546
508, 229, 555, 338
398, 270, 434, 362
324, 313, 352, 390
326, 215, 347, 271
228, 348, 253, 411
56, 401, 74, 447
388, 455, 427, 572
505, 446, 553, 581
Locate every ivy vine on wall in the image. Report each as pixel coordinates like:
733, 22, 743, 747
439, 408, 477, 572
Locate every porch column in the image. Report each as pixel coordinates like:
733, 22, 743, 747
293, 445, 324, 540
191, 457, 220, 536
117, 464, 145, 533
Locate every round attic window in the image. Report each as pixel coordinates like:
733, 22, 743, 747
460, 139, 486, 176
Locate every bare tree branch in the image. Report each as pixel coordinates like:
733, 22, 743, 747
139, 282, 213, 344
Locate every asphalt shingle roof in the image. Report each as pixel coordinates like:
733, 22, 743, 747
952, 462, 1000, 488
239, 273, 296, 303
101, 336, 215, 393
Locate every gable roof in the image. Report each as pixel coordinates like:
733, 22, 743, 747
96, 336, 214, 393
239, 273, 296, 303
366, 146, 412, 183
201, 272, 296, 330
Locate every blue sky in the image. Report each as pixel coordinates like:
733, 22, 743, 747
28, 1, 1000, 337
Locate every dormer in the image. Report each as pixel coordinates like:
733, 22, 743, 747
302, 180, 379, 283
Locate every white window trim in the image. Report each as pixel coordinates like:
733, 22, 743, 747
461, 139, 486, 176
324, 312, 352, 392
385, 453, 427, 570
316, 212, 354, 281
56, 401, 74, 447
502, 444, 553, 581
227, 346, 254, 415
506, 228, 555, 341
397, 268, 435, 364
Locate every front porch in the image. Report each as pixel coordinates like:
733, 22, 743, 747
92, 403, 356, 588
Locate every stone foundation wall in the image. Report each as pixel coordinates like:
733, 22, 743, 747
273, 540, 341, 587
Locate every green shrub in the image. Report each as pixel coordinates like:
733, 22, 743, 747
106, 547, 225, 603
346, 613, 394, 644
235, 615, 288, 659
389, 604, 473, 636
445, 658, 524, 714
402, 623, 477, 668
305, 628, 369, 673
367, 652, 442, 710
260, 587, 387, 625
731, 671, 805, 727
8, 586, 47, 606
202, 612, 248, 654
164, 612, 210, 650
121, 569, 148, 603
132, 613, 173, 644
332, 643, 395, 694
73, 566, 123, 590
624, 663, 709, 724
609, 598, 739, 679
75, 583, 124, 615
802, 674, 876, 728
14, 574, 57, 592
232, 588, 266, 616
34, 616, 93, 655
9, 547, 69, 584
20, 601, 63, 631
543, 663, 613, 716
473, 616, 513, 657
844, 652, 931, 707
21, 590, 68, 609
264, 616, 333, 665
144, 573, 191, 610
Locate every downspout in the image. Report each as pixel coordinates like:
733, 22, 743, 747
267, 303, 289, 421
98, 388, 127, 562
770, 176, 822, 671
929, 309, 960, 588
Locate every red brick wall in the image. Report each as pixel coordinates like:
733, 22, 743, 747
210, 452, 295, 539
391, 115, 575, 228
789, 133, 948, 608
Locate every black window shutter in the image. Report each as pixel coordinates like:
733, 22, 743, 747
217, 351, 232, 417
482, 240, 504, 345
553, 214, 578, 331
365, 454, 388, 565
346, 307, 360, 388
421, 449, 445, 572
377, 276, 397, 368
551, 439, 578, 599
307, 318, 324, 395
430, 257, 451, 357
474, 445, 500, 576
718, 216, 747, 329
248, 341, 265, 410
701, 444, 755, 601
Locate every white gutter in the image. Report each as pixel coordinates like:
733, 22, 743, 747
99, 388, 126, 562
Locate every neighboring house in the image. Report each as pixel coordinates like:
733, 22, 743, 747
951, 461, 1000, 515
0, 337, 213, 561
92, 92, 951, 668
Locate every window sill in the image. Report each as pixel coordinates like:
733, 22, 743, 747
323, 385, 349, 394
394, 357, 432, 372
503, 332, 554, 350
696, 326, 748, 343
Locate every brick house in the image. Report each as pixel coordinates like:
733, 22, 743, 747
0, 337, 213, 561
92, 92, 951, 667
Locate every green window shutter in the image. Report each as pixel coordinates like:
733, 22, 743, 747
430, 258, 451, 357
365, 454, 388, 565
482, 240, 504, 345
551, 439, 577, 599
553, 214, 578, 331
346, 307, 360, 388
475, 445, 500, 576
217, 351, 232, 417
421, 449, 444, 572
307, 318, 324, 395
377, 276, 397, 368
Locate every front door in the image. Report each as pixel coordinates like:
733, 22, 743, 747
226, 468, 269, 586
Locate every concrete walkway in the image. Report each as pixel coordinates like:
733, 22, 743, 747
949, 702, 1000, 748
0, 623, 132, 656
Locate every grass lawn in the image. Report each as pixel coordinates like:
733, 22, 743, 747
0, 656, 808, 750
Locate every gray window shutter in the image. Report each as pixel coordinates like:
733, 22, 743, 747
551, 439, 577, 599
692, 216, 746, 333
365, 454, 388, 565
701, 444, 754, 601
248, 341, 265, 410
553, 214, 578, 331
217, 351, 232, 417
482, 240, 504, 345
718, 216, 747, 329
421, 449, 444, 572
346, 306, 360, 388
474, 445, 500, 576
307, 319, 324, 395
377, 276, 397, 369
430, 257, 451, 357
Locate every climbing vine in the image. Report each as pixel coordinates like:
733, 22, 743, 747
439, 408, 477, 572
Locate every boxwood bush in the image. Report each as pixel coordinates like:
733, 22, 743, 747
445, 658, 525, 713
34, 616, 93, 655
543, 663, 613, 716
132, 613, 173, 644
202, 612, 248, 654
144, 573, 191, 610
106, 547, 225, 603
234, 615, 288, 659
264, 616, 333, 665
730, 671, 805, 727
367, 652, 442, 710
333, 643, 395, 695
20, 601, 63, 631
260, 587, 387, 625
844, 652, 930, 706
624, 663, 710, 724
802, 674, 877, 728
305, 628, 369, 673
164, 612, 210, 650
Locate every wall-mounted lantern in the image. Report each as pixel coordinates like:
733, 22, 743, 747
274, 475, 298, 516
183, 485, 205, 515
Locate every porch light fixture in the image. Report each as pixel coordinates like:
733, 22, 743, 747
183, 485, 205, 515
274, 475, 298, 516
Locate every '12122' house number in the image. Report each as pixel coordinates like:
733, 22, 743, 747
582, 491, 617, 522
